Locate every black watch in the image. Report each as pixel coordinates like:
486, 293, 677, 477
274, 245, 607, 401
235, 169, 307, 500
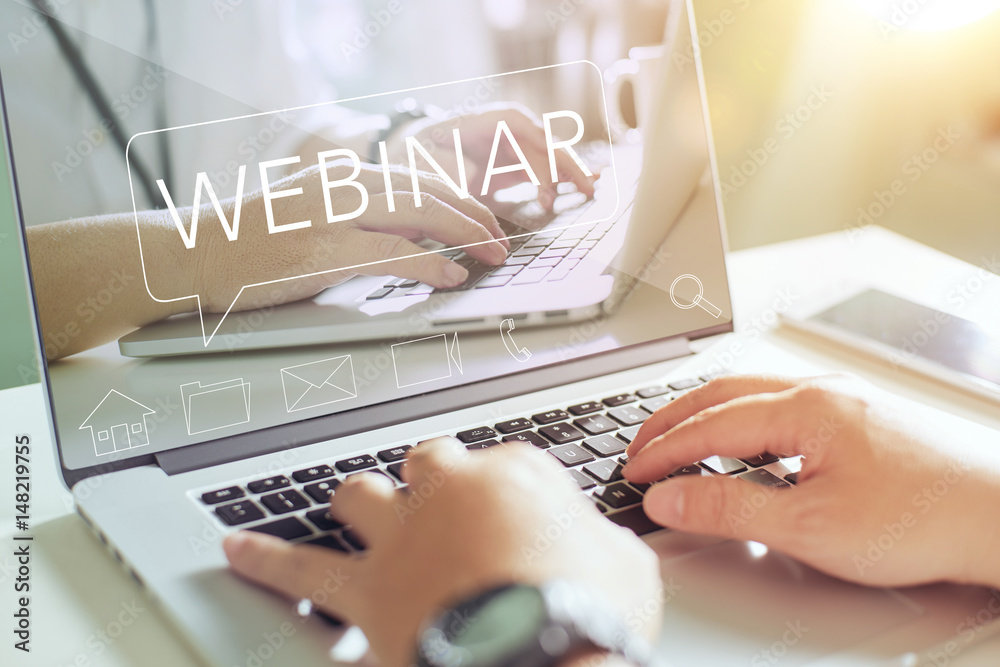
415, 581, 651, 667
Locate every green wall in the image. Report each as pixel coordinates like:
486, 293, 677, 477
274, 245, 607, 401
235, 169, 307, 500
0, 126, 40, 390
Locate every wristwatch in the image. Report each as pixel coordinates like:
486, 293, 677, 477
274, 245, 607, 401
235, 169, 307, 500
415, 581, 651, 667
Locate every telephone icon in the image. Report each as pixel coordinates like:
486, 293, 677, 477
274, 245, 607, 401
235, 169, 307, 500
500, 318, 532, 363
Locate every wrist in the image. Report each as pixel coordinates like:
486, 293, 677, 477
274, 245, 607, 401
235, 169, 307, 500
955, 468, 1000, 589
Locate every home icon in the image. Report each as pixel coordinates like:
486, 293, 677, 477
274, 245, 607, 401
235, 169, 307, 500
80, 390, 156, 456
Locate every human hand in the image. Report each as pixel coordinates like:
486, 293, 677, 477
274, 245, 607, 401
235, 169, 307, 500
623, 374, 1000, 589
224, 438, 662, 667
405, 104, 596, 211
185, 159, 511, 313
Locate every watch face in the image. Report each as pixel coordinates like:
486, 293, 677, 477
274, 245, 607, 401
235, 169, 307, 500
450, 585, 547, 663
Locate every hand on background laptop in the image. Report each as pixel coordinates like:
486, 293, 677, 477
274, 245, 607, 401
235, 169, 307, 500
624, 374, 1000, 590
385, 104, 597, 212
224, 437, 662, 667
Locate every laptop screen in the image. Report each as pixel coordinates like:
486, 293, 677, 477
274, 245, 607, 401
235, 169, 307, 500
1, 0, 731, 475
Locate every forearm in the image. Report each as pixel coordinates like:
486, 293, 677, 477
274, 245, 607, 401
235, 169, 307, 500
26, 210, 193, 359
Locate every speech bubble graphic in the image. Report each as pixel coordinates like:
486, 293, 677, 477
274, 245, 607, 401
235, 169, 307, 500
126, 62, 619, 346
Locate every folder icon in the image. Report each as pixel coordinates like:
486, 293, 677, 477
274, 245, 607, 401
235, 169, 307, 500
280, 355, 358, 413
391, 333, 463, 389
180, 378, 251, 435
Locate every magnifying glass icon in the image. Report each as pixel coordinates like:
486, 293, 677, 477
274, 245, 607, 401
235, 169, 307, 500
670, 274, 722, 318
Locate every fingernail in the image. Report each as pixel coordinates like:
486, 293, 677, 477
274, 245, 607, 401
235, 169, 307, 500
490, 241, 508, 263
648, 483, 685, 525
444, 262, 468, 286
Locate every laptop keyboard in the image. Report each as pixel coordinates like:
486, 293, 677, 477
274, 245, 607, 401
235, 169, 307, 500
195, 375, 801, 554
365, 200, 612, 300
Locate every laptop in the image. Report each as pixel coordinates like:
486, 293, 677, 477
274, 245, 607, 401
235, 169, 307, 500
3, 1, 991, 665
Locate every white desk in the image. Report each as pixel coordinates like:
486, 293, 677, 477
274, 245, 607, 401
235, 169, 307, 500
2, 226, 999, 666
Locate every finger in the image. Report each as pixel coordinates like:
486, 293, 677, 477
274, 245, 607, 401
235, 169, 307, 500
376, 167, 509, 248
404, 436, 468, 485
624, 389, 823, 483
362, 192, 507, 265
224, 531, 358, 615
328, 472, 398, 545
643, 475, 795, 543
552, 147, 596, 197
338, 226, 469, 288
626, 375, 802, 458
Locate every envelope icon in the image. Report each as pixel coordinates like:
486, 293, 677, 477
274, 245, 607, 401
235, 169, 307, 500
280, 355, 358, 413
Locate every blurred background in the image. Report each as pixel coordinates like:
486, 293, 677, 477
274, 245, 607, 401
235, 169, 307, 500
297, 0, 1000, 264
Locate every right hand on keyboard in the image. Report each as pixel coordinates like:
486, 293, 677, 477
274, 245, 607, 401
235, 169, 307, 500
623, 374, 1000, 591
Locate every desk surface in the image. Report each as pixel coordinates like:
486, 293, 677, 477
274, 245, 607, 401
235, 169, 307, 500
2, 226, 999, 666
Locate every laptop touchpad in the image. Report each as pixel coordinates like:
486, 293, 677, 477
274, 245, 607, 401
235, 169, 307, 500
653, 540, 923, 665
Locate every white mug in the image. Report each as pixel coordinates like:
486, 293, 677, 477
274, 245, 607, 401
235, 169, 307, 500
604, 44, 664, 140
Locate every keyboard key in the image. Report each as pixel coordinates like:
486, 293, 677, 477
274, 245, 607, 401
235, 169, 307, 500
568, 468, 596, 490
582, 434, 628, 458
456, 427, 499, 444
568, 401, 603, 416
594, 483, 643, 509
475, 275, 512, 289
615, 425, 642, 444
548, 444, 596, 467
501, 431, 550, 449
366, 287, 394, 300
608, 406, 648, 427
740, 469, 791, 489
640, 396, 672, 413
528, 257, 561, 269
302, 533, 350, 553
201, 486, 244, 505
341, 529, 366, 551
247, 517, 312, 541
583, 459, 625, 484
491, 265, 523, 277
700, 456, 747, 476
739, 453, 780, 468
387, 462, 408, 482
502, 255, 534, 266
260, 490, 311, 515
215, 500, 264, 526
247, 476, 291, 494
306, 508, 345, 531
292, 465, 336, 483
495, 418, 534, 434
668, 378, 703, 391
573, 414, 619, 436
377, 445, 412, 463
636, 385, 669, 399
304, 479, 341, 503
346, 469, 393, 483
466, 439, 502, 451
670, 465, 710, 478
607, 505, 663, 536
336, 454, 378, 473
785, 472, 799, 485
511, 267, 551, 284
602, 394, 636, 407
532, 410, 569, 425
593, 499, 609, 513
539, 423, 586, 445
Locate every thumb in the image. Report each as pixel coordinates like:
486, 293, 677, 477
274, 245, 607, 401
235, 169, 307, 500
643, 476, 794, 543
